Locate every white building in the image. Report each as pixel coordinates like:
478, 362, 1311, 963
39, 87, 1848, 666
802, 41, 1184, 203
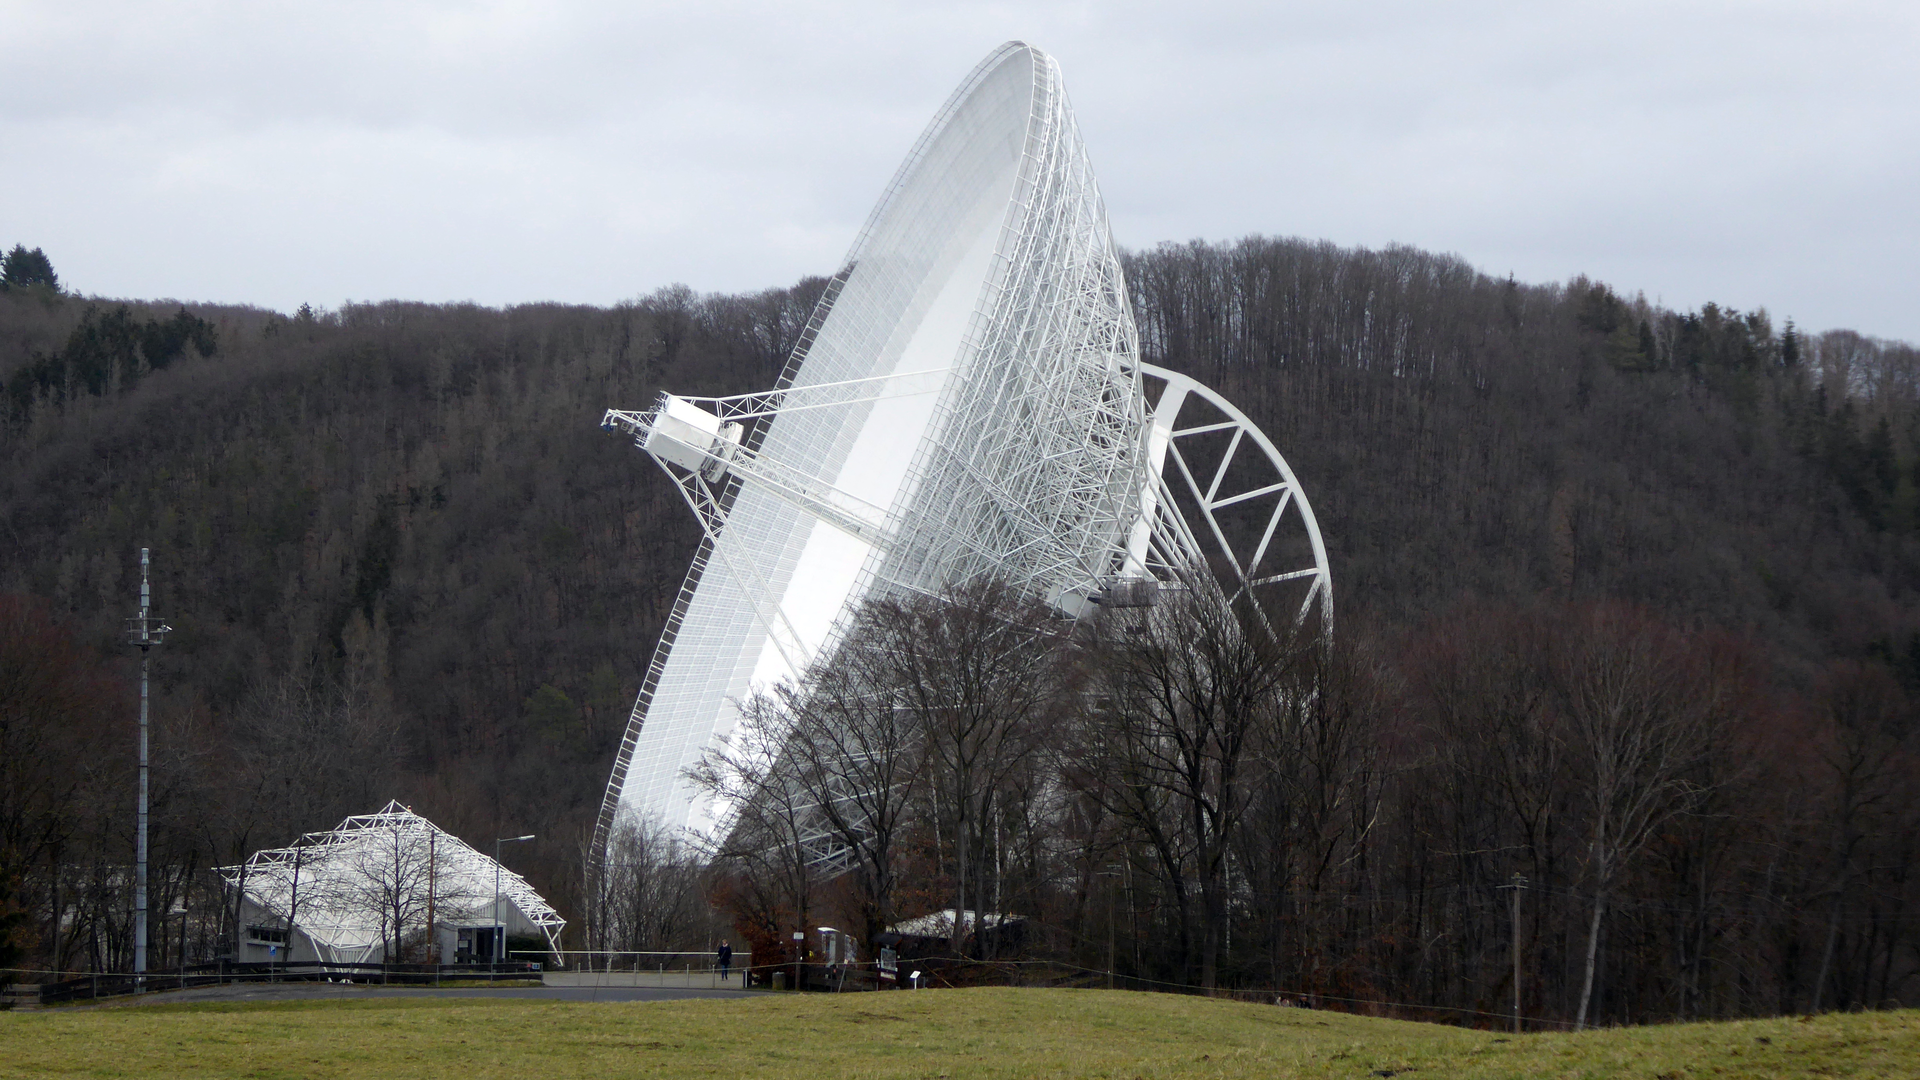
220, 802, 564, 965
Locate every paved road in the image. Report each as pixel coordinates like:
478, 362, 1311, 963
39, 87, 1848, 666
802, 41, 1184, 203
53, 980, 763, 1009
543, 971, 752, 990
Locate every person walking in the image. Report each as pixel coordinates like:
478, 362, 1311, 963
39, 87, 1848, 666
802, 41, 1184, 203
717, 940, 733, 982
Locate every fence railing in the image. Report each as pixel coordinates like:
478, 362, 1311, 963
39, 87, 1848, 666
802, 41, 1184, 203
12, 956, 1578, 1028
542, 950, 750, 974
31, 960, 546, 1005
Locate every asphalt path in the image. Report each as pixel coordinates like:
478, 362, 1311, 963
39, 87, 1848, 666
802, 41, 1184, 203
53, 981, 763, 1009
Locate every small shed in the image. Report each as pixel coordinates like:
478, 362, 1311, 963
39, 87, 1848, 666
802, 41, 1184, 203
875, 908, 1027, 964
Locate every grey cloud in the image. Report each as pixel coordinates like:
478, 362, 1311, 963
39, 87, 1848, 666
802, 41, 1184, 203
3, 0, 1914, 338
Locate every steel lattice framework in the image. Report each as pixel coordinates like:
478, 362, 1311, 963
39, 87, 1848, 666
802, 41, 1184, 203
1127, 365, 1334, 636
866, 48, 1143, 610
593, 42, 1332, 864
219, 802, 564, 964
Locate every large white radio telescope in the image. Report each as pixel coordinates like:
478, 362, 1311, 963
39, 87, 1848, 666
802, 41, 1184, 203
595, 41, 1331, 856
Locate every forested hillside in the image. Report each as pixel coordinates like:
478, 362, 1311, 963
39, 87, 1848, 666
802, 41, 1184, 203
0, 276, 828, 936
1127, 240, 1920, 671
4, 237, 1918, 1023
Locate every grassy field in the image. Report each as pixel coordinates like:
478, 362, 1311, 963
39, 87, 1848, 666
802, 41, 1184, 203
2, 988, 1915, 1079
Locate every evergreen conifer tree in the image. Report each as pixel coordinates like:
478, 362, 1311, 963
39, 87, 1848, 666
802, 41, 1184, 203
0, 245, 59, 291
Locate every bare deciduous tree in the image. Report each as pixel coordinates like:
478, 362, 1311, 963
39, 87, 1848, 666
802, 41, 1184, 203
688, 687, 821, 966
874, 581, 1062, 956
1556, 605, 1737, 1029
1078, 577, 1295, 989
1806, 662, 1911, 1012
586, 818, 709, 958
764, 606, 931, 946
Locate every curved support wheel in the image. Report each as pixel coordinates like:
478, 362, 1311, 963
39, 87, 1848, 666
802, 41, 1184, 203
1128, 364, 1333, 640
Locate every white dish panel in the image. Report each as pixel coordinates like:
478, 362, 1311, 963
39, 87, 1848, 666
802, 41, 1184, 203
607, 45, 1038, 840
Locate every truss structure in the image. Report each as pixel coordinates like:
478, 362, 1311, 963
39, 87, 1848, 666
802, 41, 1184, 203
1125, 365, 1333, 638
593, 41, 1333, 865
863, 46, 1143, 612
219, 801, 564, 964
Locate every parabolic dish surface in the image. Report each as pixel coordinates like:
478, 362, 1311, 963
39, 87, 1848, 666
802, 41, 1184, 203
601, 42, 1141, 842
595, 40, 1321, 854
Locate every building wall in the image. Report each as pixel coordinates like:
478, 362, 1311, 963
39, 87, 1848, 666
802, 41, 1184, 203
234, 895, 545, 965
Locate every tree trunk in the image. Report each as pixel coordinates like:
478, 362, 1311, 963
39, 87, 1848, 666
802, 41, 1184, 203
1810, 896, 1842, 1013
951, 807, 969, 956
49, 845, 62, 977
1575, 885, 1606, 1030
1201, 882, 1222, 991
230, 863, 249, 961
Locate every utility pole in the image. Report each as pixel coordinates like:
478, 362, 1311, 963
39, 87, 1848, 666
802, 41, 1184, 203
426, 830, 437, 977
1502, 872, 1529, 1033
126, 548, 170, 986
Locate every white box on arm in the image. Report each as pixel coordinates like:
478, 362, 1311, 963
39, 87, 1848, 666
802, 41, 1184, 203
645, 396, 740, 482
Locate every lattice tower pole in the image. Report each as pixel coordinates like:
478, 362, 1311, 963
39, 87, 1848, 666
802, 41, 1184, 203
125, 548, 170, 983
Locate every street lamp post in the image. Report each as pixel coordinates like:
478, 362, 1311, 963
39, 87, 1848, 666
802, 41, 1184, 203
493, 834, 535, 967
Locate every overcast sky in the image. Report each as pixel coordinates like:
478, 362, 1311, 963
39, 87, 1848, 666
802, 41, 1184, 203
5, 1, 1915, 339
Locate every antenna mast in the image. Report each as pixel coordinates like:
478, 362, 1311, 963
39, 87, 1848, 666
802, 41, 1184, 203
126, 548, 170, 984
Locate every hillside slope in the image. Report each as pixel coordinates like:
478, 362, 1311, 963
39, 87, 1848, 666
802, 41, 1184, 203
4, 238, 1918, 1022
1, 988, 1916, 1080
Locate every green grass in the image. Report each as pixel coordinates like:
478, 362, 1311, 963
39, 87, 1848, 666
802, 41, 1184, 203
2, 988, 1914, 1079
